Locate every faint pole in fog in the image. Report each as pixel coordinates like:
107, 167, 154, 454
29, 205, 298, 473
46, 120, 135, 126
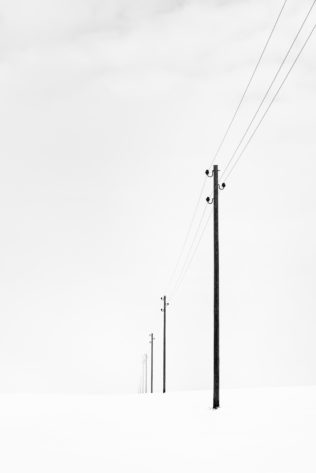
149, 333, 155, 393
143, 354, 148, 393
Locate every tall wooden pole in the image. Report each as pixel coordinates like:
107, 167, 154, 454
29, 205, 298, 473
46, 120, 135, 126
162, 296, 168, 393
206, 166, 225, 408
213, 164, 220, 409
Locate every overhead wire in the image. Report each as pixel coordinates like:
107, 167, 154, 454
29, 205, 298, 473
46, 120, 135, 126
166, 176, 207, 292
169, 203, 209, 296
166, 0, 288, 296
172, 15, 316, 299
220, 0, 316, 182
208, 0, 289, 168
167, 0, 289, 298
223, 22, 316, 183
170, 205, 213, 299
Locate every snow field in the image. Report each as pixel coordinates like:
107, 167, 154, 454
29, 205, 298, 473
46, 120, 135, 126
0, 386, 315, 472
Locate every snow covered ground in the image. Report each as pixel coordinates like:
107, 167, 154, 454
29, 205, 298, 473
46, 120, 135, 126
0, 386, 315, 472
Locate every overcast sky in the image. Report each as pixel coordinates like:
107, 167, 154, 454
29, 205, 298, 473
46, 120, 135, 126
0, 0, 316, 394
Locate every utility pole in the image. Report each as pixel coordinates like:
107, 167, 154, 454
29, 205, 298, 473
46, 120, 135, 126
213, 164, 220, 410
149, 333, 154, 393
161, 296, 169, 393
206, 165, 225, 409
143, 354, 148, 394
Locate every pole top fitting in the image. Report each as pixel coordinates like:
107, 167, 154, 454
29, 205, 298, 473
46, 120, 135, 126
205, 169, 216, 178
205, 169, 214, 177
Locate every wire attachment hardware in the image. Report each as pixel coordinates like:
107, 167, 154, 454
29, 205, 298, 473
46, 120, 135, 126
161, 296, 169, 308
206, 196, 213, 204
219, 183, 226, 190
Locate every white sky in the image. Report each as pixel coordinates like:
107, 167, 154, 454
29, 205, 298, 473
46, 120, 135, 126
0, 0, 316, 394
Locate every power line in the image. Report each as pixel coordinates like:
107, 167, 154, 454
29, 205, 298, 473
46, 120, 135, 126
224, 22, 316, 182
169, 8, 316, 299
170, 206, 213, 300
192, 0, 314, 277
169, 203, 209, 296
221, 0, 316, 181
208, 0, 289, 168
166, 176, 207, 292
166, 0, 289, 296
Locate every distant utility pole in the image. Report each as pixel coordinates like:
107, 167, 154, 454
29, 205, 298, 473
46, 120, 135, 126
143, 354, 148, 394
149, 333, 155, 393
161, 296, 169, 393
206, 164, 225, 409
